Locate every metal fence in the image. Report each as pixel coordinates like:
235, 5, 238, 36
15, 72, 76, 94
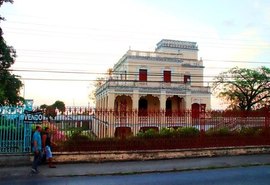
35, 108, 270, 152
2, 106, 269, 153
0, 105, 31, 153
0, 100, 34, 154
91, 109, 270, 138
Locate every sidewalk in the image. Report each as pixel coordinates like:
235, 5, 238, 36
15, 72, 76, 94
0, 154, 270, 179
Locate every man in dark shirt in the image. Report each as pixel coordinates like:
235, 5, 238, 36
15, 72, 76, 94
42, 127, 56, 168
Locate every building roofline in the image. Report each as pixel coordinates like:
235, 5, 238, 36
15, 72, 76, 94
156, 39, 198, 51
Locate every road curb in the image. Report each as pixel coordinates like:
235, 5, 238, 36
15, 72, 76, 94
52, 146, 270, 163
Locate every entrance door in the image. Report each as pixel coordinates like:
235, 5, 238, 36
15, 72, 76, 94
120, 100, 127, 125
191, 103, 200, 118
166, 99, 172, 116
139, 99, 148, 116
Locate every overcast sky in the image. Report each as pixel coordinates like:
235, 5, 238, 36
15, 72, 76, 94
1, 0, 270, 108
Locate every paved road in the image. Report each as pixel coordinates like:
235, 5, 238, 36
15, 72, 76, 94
1, 154, 270, 179
1, 165, 270, 185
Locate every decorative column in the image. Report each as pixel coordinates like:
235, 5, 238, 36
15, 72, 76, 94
107, 92, 115, 110
132, 90, 139, 110
107, 92, 115, 137
160, 91, 166, 110
132, 90, 139, 135
160, 91, 166, 124
185, 92, 192, 110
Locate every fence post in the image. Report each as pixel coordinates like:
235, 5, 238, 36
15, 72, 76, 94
133, 109, 139, 135
264, 106, 270, 133
23, 99, 33, 153
200, 105, 206, 132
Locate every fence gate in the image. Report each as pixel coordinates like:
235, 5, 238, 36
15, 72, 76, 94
0, 100, 33, 153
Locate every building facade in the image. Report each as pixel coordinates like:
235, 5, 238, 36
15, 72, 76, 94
94, 39, 211, 137
96, 39, 211, 113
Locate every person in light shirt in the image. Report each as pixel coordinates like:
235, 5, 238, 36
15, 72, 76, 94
31, 125, 42, 174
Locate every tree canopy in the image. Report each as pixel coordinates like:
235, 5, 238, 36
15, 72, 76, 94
40, 100, 66, 120
212, 66, 270, 111
0, 0, 24, 105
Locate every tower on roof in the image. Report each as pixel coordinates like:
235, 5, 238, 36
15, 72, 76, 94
156, 39, 198, 59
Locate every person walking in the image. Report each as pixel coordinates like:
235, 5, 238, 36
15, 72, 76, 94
42, 127, 56, 168
31, 125, 42, 174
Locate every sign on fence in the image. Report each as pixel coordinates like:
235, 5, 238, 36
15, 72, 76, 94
24, 110, 43, 123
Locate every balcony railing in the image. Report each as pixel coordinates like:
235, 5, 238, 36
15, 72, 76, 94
96, 80, 210, 95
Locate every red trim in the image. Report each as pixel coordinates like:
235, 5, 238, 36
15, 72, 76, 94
139, 69, 147, 81
164, 71, 171, 82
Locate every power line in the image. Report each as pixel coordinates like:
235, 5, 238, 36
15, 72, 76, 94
4, 20, 270, 43
10, 69, 103, 75
16, 49, 114, 56
6, 28, 270, 49
14, 58, 270, 65
21, 78, 95, 82
9, 68, 253, 79
21, 78, 217, 83
3, 24, 270, 50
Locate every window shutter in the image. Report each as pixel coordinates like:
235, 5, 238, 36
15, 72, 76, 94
139, 69, 147, 81
164, 71, 171, 82
184, 75, 191, 83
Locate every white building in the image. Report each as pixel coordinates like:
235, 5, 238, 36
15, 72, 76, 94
94, 39, 211, 137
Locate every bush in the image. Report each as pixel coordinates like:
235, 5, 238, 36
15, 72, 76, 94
218, 127, 230, 136
206, 127, 231, 136
137, 128, 159, 138
177, 127, 200, 137
239, 127, 262, 136
66, 128, 95, 144
159, 127, 176, 137
137, 127, 200, 138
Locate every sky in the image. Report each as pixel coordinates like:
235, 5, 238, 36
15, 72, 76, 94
1, 0, 270, 109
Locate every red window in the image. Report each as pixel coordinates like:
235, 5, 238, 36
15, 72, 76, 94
139, 69, 147, 81
184, 75, 191, 83
163, 71, 171, 82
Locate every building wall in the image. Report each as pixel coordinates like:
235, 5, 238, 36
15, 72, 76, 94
155, 47, 198, 59
96, 39, 211, 112
113, 49, 204, 87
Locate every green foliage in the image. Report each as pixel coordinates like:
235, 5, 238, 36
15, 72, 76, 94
239, 127, 262, 136
212, 67, 270, 111
40, 100, 66, 119
40, 104, 47, 110
53, 100, 66, 113
143, 128, 159, 138
137, 127, 200, 138
217, 127, 230, 136
45, 106, 57, 119
66, 128, 95, 143
177, 127, 200, 137
206, 127, 230, 136
0, 0, 23, 105
0, 68, 24, 105
137, 128, 158, 138
159, 127, 176, 137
